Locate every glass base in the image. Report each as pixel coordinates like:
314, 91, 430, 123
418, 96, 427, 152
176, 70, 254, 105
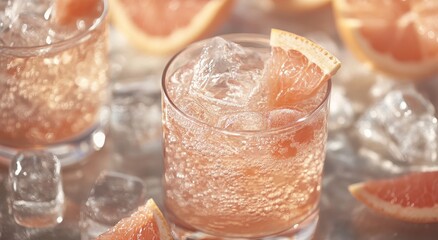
0, 108, 110, 167
171, 210, 319, 240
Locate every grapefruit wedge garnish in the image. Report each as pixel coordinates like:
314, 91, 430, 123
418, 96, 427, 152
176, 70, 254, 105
268, 29, 341, 108
97, 199, 173, 240
349, 171, 438, 223
267, 29, 340, 159
333, 0, 438, 80
109, 0, 235, 55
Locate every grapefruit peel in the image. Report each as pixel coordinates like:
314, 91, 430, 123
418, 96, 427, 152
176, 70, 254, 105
270, 28, 341, 77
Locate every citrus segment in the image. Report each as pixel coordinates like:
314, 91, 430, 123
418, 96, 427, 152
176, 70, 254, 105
349, 171, 438, 223
268, 29, 338, 160
53, 0, 102, 25
272, 117, 324, 160
109, 0, 234, 55
333, 0, 438, 80
268, 29, 341, 108
97, 199, 173, 240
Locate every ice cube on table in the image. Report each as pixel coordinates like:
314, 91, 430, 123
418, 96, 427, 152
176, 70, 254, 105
331, 50, 383, 114
329, 86, 354, 131
80, 171, 146, 240
189, 37, 266, 109
8, 151, 64, 228
326, 132, 360, 173
111, 89, 161, 151
356, 88, 438, 171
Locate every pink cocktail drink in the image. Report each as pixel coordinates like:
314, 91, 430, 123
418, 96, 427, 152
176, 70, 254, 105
0, 0, 109, 165
162, 33, 334, 239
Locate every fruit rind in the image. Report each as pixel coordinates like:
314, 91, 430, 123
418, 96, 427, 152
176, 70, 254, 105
148, 199, 173, 240
109, 0, 234, 55
270, 28, 341, 77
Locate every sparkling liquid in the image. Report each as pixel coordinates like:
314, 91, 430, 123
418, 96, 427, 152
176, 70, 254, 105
0, 1, 108, 147
162, 37, 330, 238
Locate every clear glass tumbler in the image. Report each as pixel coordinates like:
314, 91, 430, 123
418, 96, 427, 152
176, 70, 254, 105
161, 34, 331, 240
0, 0, 109, 166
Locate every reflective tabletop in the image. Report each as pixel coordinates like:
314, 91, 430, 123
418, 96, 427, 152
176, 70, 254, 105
1, 1, 438, 239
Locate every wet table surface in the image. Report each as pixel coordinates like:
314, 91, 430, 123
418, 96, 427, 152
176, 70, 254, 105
1, 1, 438, 239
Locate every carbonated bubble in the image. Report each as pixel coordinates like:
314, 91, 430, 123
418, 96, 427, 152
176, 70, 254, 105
217, 112, 267, 131
268, 108, 305, 129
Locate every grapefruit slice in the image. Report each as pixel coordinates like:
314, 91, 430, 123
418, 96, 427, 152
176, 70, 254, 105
268, 29, 340, 159
349, 171, 438, 223
333, 0, 438, 80
97, 199, 173, 240
268, 28, 341, 108
109, 0, 235, 55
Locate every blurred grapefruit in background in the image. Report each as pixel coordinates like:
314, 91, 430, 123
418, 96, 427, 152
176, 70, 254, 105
270, 0, 332, 13
333, 0, 438, 80
54, 0, 103, 25
109, 0, 235, 55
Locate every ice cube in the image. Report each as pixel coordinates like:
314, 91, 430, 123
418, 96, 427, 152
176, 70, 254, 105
331, 50, 381, 114
80, 171, 146, 239
174, 96, 222, 126
0, 0, 57, 47
217, 111, 267, 131
356, 88, 438, 171
396, 115, 438, 163
268, 108, 305, 129
4, 0, 54, 19
369, 75, 400, 101
111, 89, 161, 152
167, 61, 195, 102
189, 37, 266, 109
329, 86, 354, 131
326, 132, 357, 171
7, 151, 64, 228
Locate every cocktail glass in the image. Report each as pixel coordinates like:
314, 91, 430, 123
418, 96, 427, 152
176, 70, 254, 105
0, 0, 109, 166
161, 34, 331, 239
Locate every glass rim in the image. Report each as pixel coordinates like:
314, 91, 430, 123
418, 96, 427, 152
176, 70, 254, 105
161, 33, 332, 136
0, 0, 108, 53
